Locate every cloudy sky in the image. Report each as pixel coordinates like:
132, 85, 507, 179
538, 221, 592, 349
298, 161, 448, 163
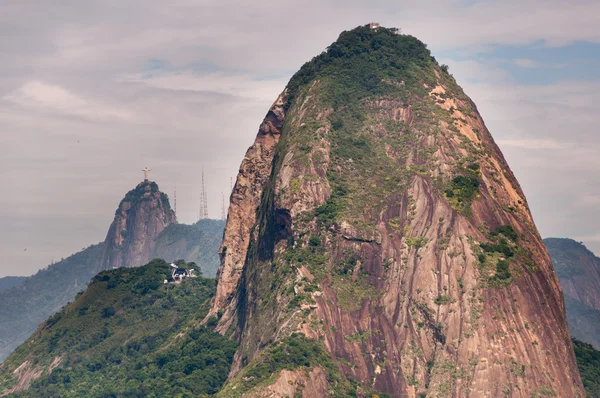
1, 0, 599, 276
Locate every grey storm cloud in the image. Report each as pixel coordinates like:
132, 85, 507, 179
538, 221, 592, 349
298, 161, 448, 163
1, 0, 600, 276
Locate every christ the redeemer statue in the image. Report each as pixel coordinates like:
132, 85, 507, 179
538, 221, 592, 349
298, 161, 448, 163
142, 167, 151, 181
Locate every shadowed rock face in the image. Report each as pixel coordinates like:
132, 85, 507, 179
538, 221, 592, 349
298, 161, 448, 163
208, 92, 287, 331
211, 26, 584, 397
97, 181, 176, 272
545, 237, 600, 349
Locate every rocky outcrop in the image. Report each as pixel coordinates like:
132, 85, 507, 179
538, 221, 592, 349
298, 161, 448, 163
241, 367, 329, 397
97, 180, 176, 272
208, 92, 287, 332
545, 237, 600, 349
2, 356, 61, 395
211, 25, 584, 397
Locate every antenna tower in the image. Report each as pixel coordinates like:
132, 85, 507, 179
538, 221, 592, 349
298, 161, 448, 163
221, 191, 226, 220
198, 192, 202, 220
199, 168, 208, 220
174, 184, 177, 219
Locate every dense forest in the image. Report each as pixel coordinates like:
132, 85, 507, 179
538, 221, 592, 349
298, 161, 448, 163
0, 260, 235, 397
574, 339, 600, 397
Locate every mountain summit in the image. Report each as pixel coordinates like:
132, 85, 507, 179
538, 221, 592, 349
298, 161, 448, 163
97, 180, 176, 272
209, 25, 583, 397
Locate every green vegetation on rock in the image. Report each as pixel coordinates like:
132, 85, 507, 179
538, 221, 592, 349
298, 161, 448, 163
218, 333, 357, 397
434, 295, 453, 305
443, 174, 480, 216
120, 181, 170, 212
475, 225, 522, 287
286, 25, 437, 110
280, 25, 448, 230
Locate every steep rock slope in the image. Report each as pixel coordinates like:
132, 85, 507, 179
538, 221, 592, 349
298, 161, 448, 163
0, 260, 236, 397
545, 238, 600, 349
211, 25, 583, 397
97, 180, 176, 272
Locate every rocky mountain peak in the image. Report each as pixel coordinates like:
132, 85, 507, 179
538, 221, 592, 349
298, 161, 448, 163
209, 25, 584, 397
97, 180, 176, 272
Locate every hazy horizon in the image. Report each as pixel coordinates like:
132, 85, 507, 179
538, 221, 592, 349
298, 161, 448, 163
2, 0, 600, 276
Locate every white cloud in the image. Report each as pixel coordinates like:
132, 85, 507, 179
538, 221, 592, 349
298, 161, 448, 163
496, 139, 568, 150
3, 81, 132, 121
121, 71, 287, 101
401, 0, 600, 51
513, 59, 538, 68
577, 195, 600, 207
2, 0, 600, 275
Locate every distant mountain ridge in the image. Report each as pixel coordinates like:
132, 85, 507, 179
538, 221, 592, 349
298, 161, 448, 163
545, 237, 600, 349
0, 243, 103, 363
0, 277, 26, 292
153, 219, 225, 278
0, 180, 224, 363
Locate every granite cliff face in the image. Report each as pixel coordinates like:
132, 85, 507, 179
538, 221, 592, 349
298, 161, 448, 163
211, 26, 584, 397
97, 180, 176, 272
545, 238, 600, 349
209, 92, 286, 331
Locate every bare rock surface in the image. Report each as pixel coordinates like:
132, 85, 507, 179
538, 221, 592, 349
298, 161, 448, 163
97, 180, 176, 272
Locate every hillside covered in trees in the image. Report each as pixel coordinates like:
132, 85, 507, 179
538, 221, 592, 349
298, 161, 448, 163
0, 218, 225, 364
0, 260, 235, 397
